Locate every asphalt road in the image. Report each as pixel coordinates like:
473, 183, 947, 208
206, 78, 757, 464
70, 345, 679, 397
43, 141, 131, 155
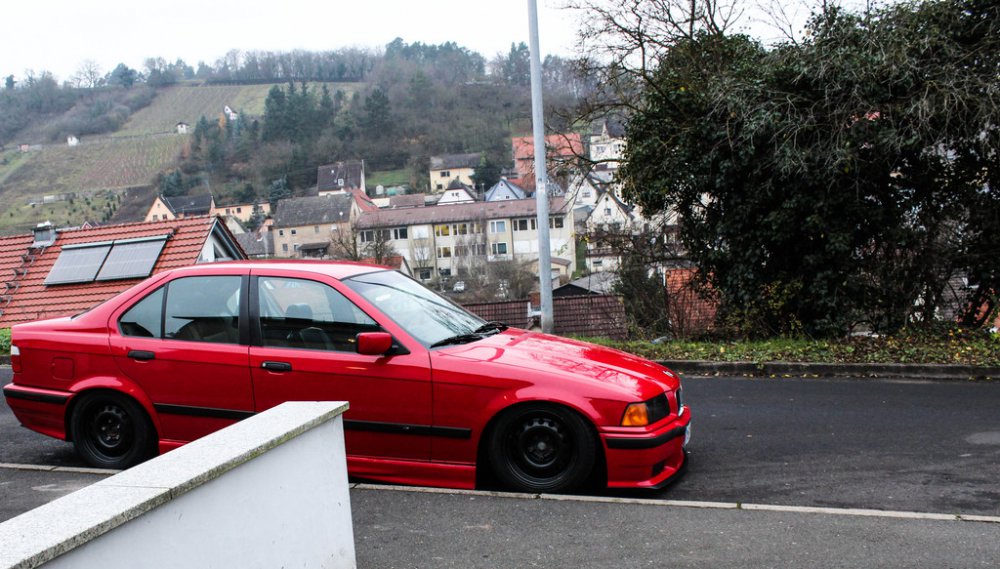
3, 368, 999, 518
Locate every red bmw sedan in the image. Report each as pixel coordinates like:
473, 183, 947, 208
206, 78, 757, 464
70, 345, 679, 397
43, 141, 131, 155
3, 261, 690, 493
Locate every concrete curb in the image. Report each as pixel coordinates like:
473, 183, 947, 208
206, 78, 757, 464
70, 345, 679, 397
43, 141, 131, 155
660, 359, 1000, 380
2, 356, 999, 380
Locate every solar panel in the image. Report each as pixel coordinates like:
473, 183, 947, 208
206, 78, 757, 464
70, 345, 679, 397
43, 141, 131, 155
97, 237, 168, 281
44, 245, 112, 285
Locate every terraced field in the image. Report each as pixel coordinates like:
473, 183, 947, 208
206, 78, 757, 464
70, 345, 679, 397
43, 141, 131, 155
117, 81, 360, 136
0, 80, 362, 234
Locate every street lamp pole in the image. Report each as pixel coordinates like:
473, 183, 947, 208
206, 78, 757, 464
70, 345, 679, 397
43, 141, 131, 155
528, 0, 554, 334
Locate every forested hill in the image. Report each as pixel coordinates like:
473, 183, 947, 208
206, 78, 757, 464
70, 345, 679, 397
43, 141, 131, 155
0, 41, 592, 236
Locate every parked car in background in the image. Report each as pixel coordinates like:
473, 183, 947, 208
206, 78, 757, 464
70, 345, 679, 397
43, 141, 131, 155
452, 280, 466, 293
3, 261, 690, 493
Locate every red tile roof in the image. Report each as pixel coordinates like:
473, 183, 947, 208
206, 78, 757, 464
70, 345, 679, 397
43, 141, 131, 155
0, 216, 240, 327
511, 133, 584, 163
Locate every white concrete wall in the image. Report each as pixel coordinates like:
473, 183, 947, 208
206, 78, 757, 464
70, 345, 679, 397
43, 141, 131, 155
0, 401, 355, 569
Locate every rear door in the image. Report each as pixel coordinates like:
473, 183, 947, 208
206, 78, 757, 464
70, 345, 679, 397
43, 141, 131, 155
109, 271, 253, 443
248, 272, 433, 462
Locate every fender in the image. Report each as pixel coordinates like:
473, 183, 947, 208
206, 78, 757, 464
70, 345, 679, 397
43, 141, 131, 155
64, 375, 161, 439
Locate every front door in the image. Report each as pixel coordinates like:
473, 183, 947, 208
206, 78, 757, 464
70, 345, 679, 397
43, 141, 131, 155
248, 274, 432, 462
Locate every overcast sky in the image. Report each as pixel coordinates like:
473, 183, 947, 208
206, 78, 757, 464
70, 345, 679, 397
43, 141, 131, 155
1, 0, 583, 82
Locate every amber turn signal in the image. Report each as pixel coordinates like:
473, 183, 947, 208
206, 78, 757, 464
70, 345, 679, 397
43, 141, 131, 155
621, 402, 650, 426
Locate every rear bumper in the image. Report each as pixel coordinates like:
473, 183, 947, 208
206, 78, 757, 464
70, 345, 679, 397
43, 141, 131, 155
2, 383, 72, 441
601, 410, 691, 490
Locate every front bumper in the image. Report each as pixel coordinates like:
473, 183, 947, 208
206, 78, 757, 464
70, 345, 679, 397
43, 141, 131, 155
601, 410, 691, 489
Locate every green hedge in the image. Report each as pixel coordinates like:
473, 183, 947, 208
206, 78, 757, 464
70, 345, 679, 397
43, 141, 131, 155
0, 329, 9, 355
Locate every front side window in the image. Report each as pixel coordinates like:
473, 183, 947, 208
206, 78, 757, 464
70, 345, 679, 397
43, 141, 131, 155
257, 277, 378, 351
344, 270, 484, 347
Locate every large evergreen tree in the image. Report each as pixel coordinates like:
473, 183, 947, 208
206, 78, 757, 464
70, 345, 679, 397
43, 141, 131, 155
617, 0, 1000, 336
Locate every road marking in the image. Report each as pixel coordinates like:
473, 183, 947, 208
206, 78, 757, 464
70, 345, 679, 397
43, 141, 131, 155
4, 468, 997, 525
354, 483, 1000, 525
0, 463, 119, 475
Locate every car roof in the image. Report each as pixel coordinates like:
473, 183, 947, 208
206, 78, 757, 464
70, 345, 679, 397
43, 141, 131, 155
167, 260, 388, 281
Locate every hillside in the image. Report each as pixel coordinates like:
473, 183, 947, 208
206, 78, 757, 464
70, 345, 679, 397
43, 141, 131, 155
0, 82, 360, 236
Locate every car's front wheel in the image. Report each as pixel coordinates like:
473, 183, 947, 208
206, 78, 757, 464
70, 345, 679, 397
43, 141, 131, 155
70, 392, 155, 470
488, 404, 597, 493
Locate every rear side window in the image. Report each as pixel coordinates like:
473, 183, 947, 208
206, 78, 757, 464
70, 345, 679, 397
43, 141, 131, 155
119, 276, 242, 344
165, 276, 242, 344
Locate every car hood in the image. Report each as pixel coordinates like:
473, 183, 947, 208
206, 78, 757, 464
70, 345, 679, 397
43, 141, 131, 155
434, 328, 679, 399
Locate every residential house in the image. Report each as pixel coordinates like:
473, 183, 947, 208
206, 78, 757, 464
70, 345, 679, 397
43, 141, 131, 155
176, 122, 190, 134
0, 217, 245, 328
553, 271, 618, 297
210, 201, 272, 225
588, 119, 626, 169
355, 197, 576, 283
223, 105, 239, 122
484, 179, 528, 202
429, 153, 480, 192
317, 160, 366, 196
271, 194, 357, 258
235, 230, 274, 259
67, 135, 80, 146
437, 179, 477, 205
584, 190, 636, 273
511, 133, 583, 191
145, 194, 216, 222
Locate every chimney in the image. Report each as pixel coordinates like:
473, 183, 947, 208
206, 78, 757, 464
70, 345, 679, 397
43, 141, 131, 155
32, 221, 57, 247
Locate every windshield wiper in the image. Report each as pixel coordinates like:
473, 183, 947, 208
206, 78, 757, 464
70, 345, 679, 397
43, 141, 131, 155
429, 333, 484, 348
474, 321, 508, 334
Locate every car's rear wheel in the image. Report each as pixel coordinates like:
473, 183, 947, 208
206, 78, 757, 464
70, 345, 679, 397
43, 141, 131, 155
71, 392, 154, 470
488, 404, 597, 493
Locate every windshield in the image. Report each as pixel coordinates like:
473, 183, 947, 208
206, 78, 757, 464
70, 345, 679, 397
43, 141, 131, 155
344, 270, 486, 347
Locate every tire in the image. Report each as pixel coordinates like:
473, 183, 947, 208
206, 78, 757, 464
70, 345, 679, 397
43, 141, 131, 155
488, 404, 597, 493
70, 392, 155, 470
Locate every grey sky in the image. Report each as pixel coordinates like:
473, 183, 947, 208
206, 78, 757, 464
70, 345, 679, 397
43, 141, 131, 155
1, 0, 582, 82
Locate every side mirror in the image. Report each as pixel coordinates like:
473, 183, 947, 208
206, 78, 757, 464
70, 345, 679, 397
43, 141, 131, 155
356, 332, 394, 356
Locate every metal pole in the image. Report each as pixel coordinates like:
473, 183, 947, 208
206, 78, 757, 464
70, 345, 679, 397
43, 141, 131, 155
528, 0, 554, 334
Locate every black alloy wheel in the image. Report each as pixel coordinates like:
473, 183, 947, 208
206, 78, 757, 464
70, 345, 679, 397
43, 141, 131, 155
71, 392, 154, 470
488, 404, 597, 493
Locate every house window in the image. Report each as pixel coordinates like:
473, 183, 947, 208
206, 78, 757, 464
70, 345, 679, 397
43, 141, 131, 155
236, 207, 242, 213
435, 224, 451, 237
392, 227, 408, 240
582, 190, 591, 198
279, 229, 285, 236
489, 220, 506, 233
437, 246, 452, 258
491, 242, 508, 255
605, 208, 612, 216
360, 230, 373, 243
314, 225, 320, 234
514, 218, 536, 232
436, 184, 443, 190
549, 217, 564, 229
418, 269, 432, 280
291, 229, 297, 236
440, 171, 450, 178
282, 244, 289, 252
454, 223, 468, 235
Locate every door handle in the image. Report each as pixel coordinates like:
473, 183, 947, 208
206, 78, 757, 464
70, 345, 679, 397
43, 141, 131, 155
261, 361, 292, 372
127, 350, 155, 361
